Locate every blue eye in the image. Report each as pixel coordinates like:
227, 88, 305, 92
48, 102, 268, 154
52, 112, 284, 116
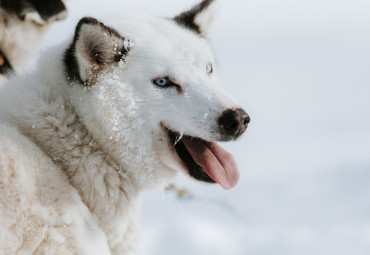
153, 77, 173, 87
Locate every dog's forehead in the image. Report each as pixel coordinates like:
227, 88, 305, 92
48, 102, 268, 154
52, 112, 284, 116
111, 15, 214, 62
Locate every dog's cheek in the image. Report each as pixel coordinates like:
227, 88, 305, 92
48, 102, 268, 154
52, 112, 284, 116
153, 130, 186, 174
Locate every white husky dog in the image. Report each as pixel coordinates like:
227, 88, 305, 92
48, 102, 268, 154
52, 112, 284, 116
0, 0, 250, 254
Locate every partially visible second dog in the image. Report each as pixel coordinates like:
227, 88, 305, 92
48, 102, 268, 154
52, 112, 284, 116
0, 0, 68, 85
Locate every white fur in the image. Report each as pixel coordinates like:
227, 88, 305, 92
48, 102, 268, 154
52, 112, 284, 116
0, 123, 111, 254
0, 4, 242, 254
194, 0, 221, 37
0, 9, 47, 71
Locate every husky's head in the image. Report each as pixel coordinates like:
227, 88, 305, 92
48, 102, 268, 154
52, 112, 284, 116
64, 0, 250, 189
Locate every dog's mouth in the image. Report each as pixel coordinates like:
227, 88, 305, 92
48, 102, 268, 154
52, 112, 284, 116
166, 128, 240, 190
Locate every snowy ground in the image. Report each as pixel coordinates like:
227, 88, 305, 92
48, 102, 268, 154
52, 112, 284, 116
41, 0, 370, 254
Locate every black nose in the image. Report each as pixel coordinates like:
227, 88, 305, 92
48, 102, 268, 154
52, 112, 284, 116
218, 108, 250, 140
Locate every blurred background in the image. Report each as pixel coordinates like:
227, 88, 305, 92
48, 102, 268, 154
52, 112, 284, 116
40, 0, 370, 254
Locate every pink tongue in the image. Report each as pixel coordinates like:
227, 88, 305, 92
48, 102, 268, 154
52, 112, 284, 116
182, 137, 240, 190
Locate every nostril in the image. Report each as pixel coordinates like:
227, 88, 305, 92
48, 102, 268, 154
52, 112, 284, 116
243, 115, 250, 125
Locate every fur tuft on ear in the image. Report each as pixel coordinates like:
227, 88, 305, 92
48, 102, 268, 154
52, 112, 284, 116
174, 0, 220, 38
63, 17, 134, 86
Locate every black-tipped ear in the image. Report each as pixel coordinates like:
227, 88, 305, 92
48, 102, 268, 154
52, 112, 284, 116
64, 17, 134, 86
174, 0, 219, 38
25, 0, 67, 24
0, 0, 67, 25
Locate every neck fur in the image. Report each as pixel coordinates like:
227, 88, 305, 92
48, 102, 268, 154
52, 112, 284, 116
12, 81, 142, 253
